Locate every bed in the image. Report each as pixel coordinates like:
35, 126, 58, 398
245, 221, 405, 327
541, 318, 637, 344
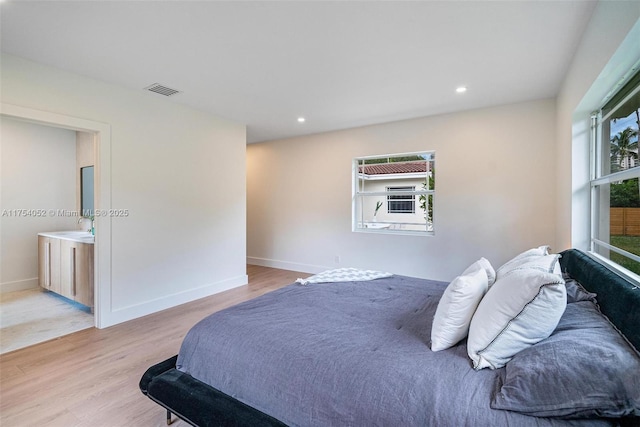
140, 249, 640, 426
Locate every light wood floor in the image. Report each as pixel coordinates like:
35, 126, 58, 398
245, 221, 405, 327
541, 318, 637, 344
0, 265, 308, 427
0, 288, 94, 354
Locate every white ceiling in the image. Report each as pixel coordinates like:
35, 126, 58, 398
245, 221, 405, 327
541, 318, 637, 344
0, 1, 597, 143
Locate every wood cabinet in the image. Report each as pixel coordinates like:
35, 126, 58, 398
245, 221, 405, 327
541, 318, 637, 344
60, 239, 94, 307
38, 234, 94, 307
38, 236, 61, 294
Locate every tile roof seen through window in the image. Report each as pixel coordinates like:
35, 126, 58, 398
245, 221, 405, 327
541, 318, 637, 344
359, 161, 428, 175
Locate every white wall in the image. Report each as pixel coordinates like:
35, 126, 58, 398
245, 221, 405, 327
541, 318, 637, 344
248, 99, 557, 281
556, 5, 640, 252
0, 117, 78, 292
1, 53, 247, 327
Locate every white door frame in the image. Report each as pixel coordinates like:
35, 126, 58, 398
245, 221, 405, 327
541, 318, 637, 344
1, 103, 112, 328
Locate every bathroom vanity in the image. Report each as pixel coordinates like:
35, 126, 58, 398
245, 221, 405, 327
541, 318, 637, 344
38, 231, 94, 307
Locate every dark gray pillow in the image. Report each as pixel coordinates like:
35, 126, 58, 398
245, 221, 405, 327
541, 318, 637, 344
491, 300, 640, 419
562, 274, 597, 304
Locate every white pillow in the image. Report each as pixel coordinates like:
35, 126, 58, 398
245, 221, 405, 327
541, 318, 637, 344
498, 245, 549, 271
467, 269, 566, 369
517, 245, 550, 258
431, 261, 489, 352
496, 253, 561, 280
463, 257, 496, 287
496, 245, 550, 276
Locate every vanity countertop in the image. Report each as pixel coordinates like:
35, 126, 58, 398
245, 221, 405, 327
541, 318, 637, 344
38, 231, 95, 244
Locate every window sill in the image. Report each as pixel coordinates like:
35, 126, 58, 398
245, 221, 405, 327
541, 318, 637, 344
353, 227, 434, 237
587, 251, 640, 288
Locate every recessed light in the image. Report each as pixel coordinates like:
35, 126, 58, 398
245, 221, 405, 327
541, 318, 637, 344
456, 86, 467, 94
297, 117, 306, 123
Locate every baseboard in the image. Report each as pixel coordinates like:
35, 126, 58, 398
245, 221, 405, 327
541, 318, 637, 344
99, 274, 248, 328
247, 257, 328, 274
0, 277, 39, 293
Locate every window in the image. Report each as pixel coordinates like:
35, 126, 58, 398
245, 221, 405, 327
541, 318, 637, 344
387, 186, 415, 213
591, 70, 640, 275
353, 152, 434, 235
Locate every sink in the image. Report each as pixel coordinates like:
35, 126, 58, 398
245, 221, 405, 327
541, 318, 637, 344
57, 231, 92, 236
38, 230, 95, 244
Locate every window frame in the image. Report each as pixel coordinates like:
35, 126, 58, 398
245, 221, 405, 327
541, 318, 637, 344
352, 151, 435, 236
386, 186, 416, 214
590, 70, 640, 279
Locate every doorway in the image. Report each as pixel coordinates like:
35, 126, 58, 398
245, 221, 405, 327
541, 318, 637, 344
0, 118, 95, 353
0, 103, 112, 342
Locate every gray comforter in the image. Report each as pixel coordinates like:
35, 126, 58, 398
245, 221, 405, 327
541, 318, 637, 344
176, 275, 612, 427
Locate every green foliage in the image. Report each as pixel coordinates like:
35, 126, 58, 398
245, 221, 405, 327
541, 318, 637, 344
609, 235, 640, 276
374, 201, 383, 216
418, 170, 435, 222
610, 178, 640, 207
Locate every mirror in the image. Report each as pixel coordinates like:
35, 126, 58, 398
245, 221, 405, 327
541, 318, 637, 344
81, 166, 94, 217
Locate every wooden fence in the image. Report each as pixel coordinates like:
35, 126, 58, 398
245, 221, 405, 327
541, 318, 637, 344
610, 208, 640, 236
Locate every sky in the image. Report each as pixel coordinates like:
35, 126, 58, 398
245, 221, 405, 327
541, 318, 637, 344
610, 109, 639, 143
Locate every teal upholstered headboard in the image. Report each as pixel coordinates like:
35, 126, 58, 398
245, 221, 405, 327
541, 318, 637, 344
560, 249, 640, 352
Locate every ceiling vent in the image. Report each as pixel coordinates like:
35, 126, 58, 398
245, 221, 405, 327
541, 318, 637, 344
144, 83, 181, 97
